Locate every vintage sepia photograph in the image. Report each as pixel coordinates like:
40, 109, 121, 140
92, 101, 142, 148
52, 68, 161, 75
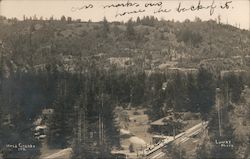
0, 0, 250, 158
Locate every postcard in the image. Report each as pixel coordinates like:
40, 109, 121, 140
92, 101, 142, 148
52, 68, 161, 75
0, 0, 249, 158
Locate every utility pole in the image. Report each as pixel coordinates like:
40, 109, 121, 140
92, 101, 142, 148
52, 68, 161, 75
0, 0, 2, 17
173, 124, 176, 139
209, 20, 213, 55
101, 92, 104, 153
216, 88, 222, 137
78, 106, 82, 143
83, 73, 88, 146
99, 84, 104, 157
179, 141, 181, 159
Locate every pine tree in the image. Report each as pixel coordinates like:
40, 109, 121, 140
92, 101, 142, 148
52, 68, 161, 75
228, 74, 244, 103
102, 94, 120, 149
136, 17, 141, 24
47, 77, 74, 148
60, 15, 66, 22
197, 67, 216, 120
208, 107, 236, 159
102, 17, 109, 38
72, 92, 89, 159
126, 18, 135, 40
187, 73, 199, 112
172, 72, 187, 111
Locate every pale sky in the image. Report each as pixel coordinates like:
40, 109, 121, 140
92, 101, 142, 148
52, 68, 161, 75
0, 0, 249, 30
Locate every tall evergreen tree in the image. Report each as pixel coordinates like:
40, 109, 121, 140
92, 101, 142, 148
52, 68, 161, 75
172, 72, 187, 111
101, 17, 109, 38
126, 18, 135, 40
209, 108, 236, 159
187, 73, 199, 112
47, 77, 74, 148
72, 92, 89, 159
197, 67, 216, 120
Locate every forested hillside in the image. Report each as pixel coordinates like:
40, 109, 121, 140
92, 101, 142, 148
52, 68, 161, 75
0, 16, 250, 159
0, 16, 250, 73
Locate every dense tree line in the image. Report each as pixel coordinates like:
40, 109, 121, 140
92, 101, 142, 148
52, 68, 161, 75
146, 67, 217, 121
0, 71, 49, 158
0, 64, 220, 158
195, 72, 246, 159
0, 64, 247, 158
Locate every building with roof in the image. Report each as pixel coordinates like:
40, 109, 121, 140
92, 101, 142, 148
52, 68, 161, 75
150, 115, 186, 136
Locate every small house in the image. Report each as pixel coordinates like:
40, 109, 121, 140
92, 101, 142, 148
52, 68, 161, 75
150, 115, 185, 136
